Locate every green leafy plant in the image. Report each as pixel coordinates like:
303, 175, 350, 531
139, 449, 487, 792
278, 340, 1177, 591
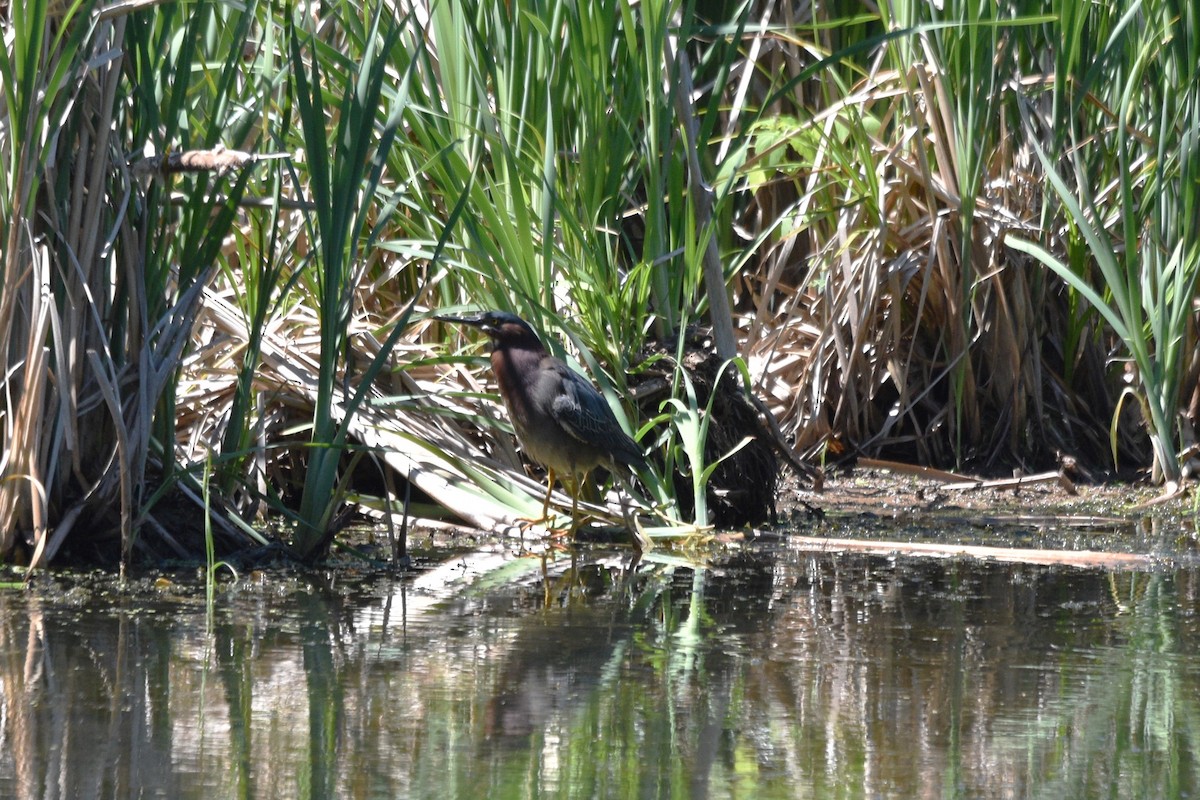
287, 7, 410, 557
1009, 0, 1199, 485
658, 361, 754, 531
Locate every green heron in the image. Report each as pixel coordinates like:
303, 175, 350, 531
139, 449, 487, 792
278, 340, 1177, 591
437, 310, 647, 535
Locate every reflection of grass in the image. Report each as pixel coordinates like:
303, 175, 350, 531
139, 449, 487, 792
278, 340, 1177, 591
8, 551, 1195, 797
202, 456, 237, 621
982, 573, 1200, 798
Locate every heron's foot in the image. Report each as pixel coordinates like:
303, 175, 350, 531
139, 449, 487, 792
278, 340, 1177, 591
517, 516, 549, 533
549, 512, 594, 541
517, 513, 572, 535
547, 521, 584, 540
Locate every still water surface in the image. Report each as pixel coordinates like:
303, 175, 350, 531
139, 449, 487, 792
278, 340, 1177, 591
1, 540, 1198, 799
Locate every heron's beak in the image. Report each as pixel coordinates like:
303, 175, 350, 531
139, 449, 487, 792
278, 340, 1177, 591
434, 312, 487, 328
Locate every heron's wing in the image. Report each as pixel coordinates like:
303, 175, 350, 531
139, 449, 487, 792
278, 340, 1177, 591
548, 365, 619, 441
548, 363, 646, 468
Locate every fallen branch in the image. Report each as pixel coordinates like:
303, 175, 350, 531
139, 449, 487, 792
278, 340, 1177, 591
858, 458, 1077, 495
941, 470, 1076, 494
857, 457, 975, 483
784, 534, 1159, 569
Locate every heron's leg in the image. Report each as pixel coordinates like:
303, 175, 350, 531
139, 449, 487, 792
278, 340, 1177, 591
567, 481, 581, 538
519, 469, 570, 532
540, 468, 556, 521
538, 472, 583, 539
565, 469, 593, 539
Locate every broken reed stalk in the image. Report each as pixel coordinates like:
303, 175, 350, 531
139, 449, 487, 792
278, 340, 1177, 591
785, 535, 1161, 570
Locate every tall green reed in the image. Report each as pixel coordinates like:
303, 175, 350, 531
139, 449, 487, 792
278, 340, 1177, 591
409, 0, 765, 528
1010, 0, 1199, 483
0, 0, 277, 568
288, 6, 411, 557
0, 0, 95, 562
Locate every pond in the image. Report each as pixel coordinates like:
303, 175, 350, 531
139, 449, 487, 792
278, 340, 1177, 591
1, 532, 1198, 799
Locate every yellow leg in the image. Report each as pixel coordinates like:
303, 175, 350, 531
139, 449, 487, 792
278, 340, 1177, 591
520, 469, 564, 532
566, 470, 591, 539
540, 468, 556, 522
567, 483, 581, 538
522, 468, 594, 538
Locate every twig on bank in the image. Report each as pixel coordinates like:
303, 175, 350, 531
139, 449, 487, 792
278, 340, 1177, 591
784, 535, 1160, 569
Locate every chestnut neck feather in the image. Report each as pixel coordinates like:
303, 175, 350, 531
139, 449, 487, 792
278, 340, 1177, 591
492, 339, 546, 426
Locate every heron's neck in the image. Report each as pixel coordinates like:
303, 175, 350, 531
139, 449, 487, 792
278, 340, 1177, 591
492, 343, 546, 423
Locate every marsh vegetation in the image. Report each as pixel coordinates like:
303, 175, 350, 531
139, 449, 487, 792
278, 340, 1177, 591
0, 0, 1196, 567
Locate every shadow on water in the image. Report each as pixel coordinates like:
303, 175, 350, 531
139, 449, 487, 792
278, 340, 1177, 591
1, 538, 1199, 799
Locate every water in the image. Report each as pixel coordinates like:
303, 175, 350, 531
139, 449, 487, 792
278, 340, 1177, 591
1, 542, 1198, 799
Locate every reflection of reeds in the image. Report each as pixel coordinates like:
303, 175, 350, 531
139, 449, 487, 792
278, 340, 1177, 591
0, 555, 1197, 796
0, 596, 44, 798
0, 593, 186, 797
